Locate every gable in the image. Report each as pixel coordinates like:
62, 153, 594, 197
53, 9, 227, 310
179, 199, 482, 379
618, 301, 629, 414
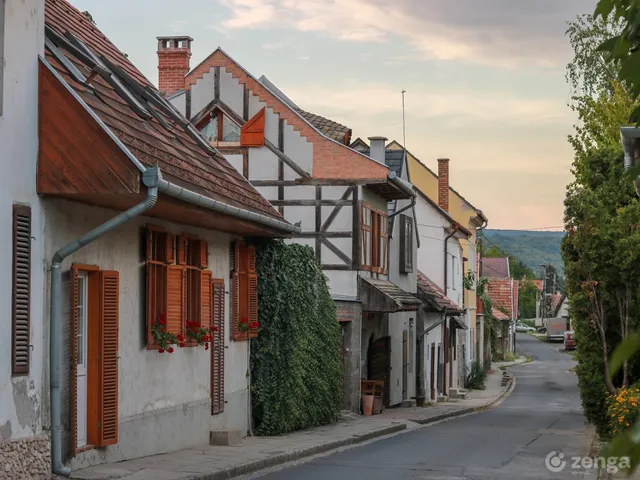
185, 49, 388, 181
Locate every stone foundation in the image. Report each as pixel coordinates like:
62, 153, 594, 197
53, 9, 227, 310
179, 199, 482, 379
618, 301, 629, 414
0, 435, 50, 480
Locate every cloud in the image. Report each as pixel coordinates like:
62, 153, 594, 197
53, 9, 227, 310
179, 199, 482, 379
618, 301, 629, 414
280, 82, 571, 126
261, 42, 285, 50
218, 0, 593, 67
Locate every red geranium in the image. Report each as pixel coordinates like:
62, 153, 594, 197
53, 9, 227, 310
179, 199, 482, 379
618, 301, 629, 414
167, 347, 174, 354
179, 342, 185, 348
158, 348, 165, 353
250, 321, 260, 329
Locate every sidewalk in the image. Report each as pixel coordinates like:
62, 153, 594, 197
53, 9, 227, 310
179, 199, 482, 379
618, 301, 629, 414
65, 368, 516, 480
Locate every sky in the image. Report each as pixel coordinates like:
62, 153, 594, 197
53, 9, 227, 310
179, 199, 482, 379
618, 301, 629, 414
70, 0, 596, 230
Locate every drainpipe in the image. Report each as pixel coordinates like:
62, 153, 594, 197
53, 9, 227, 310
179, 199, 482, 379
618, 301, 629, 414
50, 168, 160, 477
444, 226, 459, 296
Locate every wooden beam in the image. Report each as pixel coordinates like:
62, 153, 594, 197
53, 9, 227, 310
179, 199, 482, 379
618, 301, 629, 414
322, 264, 353, 271
321, 238, 351, 265
316, 186, 322, 260
269, 199, 352, 207
251, 180, 297, 187
277, 118, 284, 215
265, 139, 311, 179
352, 187, 360, 270
216, 146, 245, 155
321, 186, 354, 232
243, 84, 249, 121
242, 148, 249, 179
295, 231, 352, 238
214, 66, 220, 102
185, 90, 191, 120
295, 178, 377, 186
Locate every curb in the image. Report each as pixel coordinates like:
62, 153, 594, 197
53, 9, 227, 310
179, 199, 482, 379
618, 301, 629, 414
414, 372, 516, 426
200, 423, 407, 480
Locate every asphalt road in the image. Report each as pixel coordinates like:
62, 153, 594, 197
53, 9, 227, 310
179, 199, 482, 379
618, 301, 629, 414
255, 334, 593, 479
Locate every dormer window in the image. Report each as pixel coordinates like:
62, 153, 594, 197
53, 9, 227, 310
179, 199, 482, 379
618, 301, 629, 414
199, 113, 241, 144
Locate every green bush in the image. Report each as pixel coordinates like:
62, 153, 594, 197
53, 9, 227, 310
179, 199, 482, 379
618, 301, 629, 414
250, 240, 343, 435
466, 360, 487, 390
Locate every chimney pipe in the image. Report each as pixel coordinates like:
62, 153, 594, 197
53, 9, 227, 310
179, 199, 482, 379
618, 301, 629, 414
368, 136, 388, 164
157, 35, 193, 96
438, 158, 450, 212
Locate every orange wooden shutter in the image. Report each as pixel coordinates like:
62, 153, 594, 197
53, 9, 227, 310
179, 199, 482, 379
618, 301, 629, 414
200, 270, 212, 329
247, 245, 258, 338
166, 233, 175, 264
69, 267, 79, 457
176, 236, 187, 265
199, 240, 209, 269
166, 265, 186, 337
240, 107, 265, 147
98, 270, 119, 447
211, 279, 225, 414
231, 241, 247, 341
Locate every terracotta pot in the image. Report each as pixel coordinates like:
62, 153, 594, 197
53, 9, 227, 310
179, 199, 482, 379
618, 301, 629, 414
362, 394, 375, 416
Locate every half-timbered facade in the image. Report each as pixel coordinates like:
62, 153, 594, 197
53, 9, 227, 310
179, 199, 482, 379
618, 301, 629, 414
163, 41, 419, 411
37, 2, 296, 474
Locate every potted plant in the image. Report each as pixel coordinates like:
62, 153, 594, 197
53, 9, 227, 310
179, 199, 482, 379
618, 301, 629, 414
151, 313, 177, 354
185, 320, 217, 350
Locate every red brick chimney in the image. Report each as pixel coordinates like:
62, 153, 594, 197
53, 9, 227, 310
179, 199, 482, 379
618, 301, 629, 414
437, 158, 450, 212
157, 36, 193, 96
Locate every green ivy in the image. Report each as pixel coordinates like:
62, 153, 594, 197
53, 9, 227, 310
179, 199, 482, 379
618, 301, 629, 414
250, 240, 343, 435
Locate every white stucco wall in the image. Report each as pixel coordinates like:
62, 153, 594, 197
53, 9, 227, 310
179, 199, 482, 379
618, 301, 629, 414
0, 0, 46, 444
421, 311, 443, 402
43, 199, 248, 468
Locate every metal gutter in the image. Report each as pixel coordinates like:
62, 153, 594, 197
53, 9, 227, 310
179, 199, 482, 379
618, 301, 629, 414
444, 226, 459, 295
50, 171, 160, 477
154, 168, 302, 235
388, 171, 416, 199
418, 309, 448, 339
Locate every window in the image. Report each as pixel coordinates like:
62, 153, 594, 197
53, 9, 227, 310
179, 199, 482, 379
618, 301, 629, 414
230, 241, 258, 341
360, 202, 388, 274
69, 265, 120, 455
0, 0, 5, 116
199, 113, 241, 143
12, 205, 31, 376
145, 225, 210, 347
399, 214, 413, 273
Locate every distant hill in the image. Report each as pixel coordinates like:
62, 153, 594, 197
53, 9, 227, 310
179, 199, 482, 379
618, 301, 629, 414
482, 230, 565, 277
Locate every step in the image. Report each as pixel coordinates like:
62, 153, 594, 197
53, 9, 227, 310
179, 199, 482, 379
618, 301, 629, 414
210, 429, 244, 446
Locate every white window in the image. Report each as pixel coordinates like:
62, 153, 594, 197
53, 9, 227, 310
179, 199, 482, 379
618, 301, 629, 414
0, 0, 5, 116
76, 273, 89, 448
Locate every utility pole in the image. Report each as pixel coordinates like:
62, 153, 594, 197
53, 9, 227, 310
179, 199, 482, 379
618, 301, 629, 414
539, 264, 548, 323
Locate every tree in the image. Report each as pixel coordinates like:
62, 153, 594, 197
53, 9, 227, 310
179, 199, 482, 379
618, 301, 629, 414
518, 279, 539, 319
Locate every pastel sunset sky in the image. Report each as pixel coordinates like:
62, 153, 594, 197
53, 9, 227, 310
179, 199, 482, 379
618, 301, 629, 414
70, 0, 596, 230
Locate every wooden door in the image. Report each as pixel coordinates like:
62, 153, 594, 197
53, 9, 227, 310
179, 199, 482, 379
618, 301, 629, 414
370, 336, 391, 407
430, 343, 436, 401
402, 330, 408, 401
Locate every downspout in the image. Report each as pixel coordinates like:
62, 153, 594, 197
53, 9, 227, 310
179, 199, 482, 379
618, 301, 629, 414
444, 226, 459, 296
50, 169, 160, 477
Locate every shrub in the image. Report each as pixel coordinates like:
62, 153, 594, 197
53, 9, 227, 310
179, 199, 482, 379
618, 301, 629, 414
504, 351, 517, 362
466, 360, 487, 390
250, 240, 343, 436
607, 386, 640, 438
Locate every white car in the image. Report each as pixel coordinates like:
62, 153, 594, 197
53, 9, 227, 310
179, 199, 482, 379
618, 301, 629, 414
515, 323, 536, 333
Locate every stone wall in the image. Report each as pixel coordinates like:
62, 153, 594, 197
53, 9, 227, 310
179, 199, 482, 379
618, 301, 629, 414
0, 435, 50, 480
336, 300, 362, 413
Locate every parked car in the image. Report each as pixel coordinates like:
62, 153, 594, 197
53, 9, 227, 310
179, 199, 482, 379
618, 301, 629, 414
537, 326, 547, 334
516, 323, 536, 333
564, 331, 576, 351
546, 318, 567, 342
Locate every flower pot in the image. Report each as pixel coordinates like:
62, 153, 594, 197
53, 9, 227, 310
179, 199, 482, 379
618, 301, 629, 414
362, 394, 375, 416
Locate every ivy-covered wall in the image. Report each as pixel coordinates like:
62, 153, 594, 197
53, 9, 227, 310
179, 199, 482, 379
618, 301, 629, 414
250, 240, 343, 435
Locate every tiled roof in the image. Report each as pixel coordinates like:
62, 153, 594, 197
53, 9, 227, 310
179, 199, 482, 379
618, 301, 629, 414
492, 307, 510, 321
417, 271, 464, 315
295, 109, 351, 144
513, 280, 519, 320
487, 278, 514, 319
360, 277, 422, 312
44, 0, 282, 221
481, 257, 510, 278
530, 280, 544, 292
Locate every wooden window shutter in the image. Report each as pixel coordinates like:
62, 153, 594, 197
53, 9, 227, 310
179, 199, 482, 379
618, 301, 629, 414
69, 267, 79, 457
12, 204, 31, 376
247, 246, 258, 338
240, 107, 265, 147
176, 236, 187, 265
231, 241, 247, 341
98, 271, 119, 447
399, 215, 407, 273
211, 279, 225, 415
200, 270, 212, 329
199, 240, 208, 269
166, 233, 175, 264
166, 265, 186, 337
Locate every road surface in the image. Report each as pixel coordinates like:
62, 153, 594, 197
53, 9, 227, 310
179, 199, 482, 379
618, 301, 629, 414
254, 334, 592, 479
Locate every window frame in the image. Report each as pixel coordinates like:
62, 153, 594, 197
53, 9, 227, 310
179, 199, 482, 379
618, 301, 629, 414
196, 109, 241, 145
359, 201, 389, 274
399, 214, 414, 273
0, 0, 5, 117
